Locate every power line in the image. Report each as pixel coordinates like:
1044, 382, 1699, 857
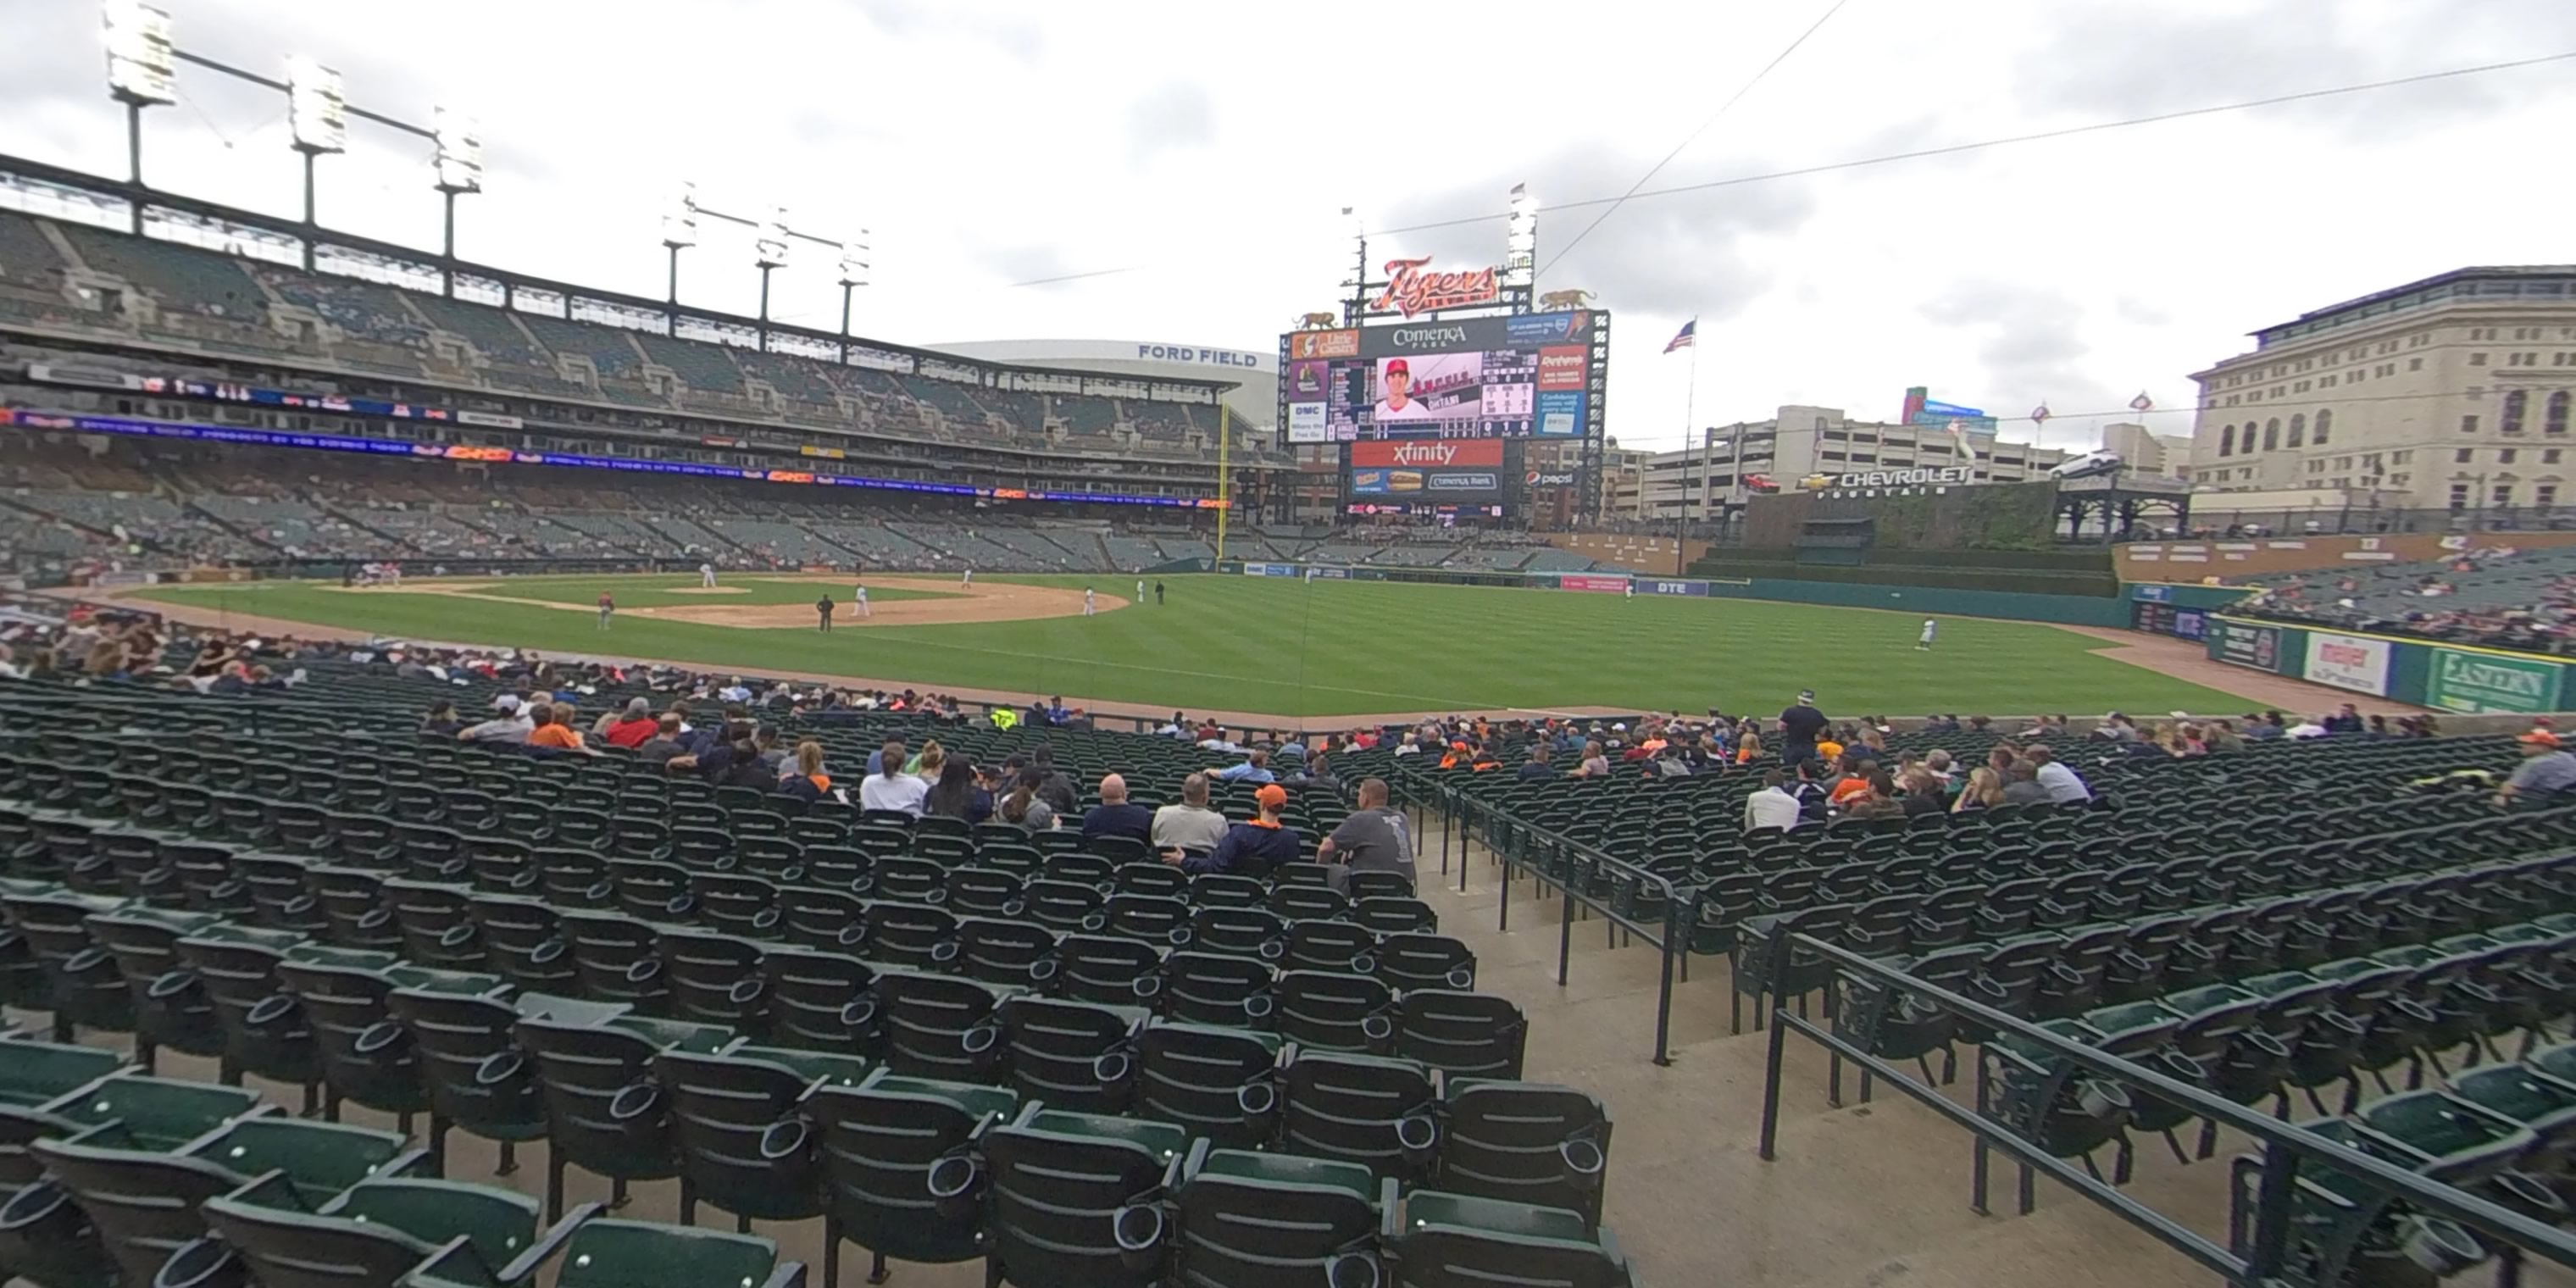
1537, 0, 1851, 281
1380, 50, 2576, 242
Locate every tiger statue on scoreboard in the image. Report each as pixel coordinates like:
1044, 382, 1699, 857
1296, 311, 1338, 330
1536, 288, 1594, 312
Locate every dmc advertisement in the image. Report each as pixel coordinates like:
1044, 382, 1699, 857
1558, 575, 1631, 593
1286, 401, 1330, 442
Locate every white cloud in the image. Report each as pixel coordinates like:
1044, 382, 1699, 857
3, 0, 2570, 454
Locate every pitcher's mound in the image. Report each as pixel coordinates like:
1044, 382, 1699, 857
667, 586, 752, 596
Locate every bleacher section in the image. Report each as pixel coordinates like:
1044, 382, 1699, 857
0, 215, 1295, 480
2231, 544, 2576, 653
636, 332, 747, 396
248, 267, 430, 348
0, 212, 64, 284
0, 668, 1634, 1288
52, 223, 268, 321
408, 292, 552, 369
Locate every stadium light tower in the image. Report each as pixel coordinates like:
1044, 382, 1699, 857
836, 232, 871, 353
286, 54, 347, 267
431, 105, 481, 272
753, 204, 790, 327
103, 0, 176, 197
659, 181, 699, 304
1503, 181, 1537, 306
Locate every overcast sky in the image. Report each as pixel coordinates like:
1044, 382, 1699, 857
5, 0, 2573, 453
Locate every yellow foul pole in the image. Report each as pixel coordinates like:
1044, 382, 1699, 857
1214, 402, 1231, 564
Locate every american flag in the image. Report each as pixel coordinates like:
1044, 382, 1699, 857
1664, 319, 1696, 354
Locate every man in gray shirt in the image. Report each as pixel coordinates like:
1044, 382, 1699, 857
2500, 731, 2576, 808
1152, 773, 1230, 859
1319, 777, 1417, 891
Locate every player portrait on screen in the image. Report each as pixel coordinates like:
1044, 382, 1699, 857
1373, 358, 1433, 422
1370, 353, 1481, 425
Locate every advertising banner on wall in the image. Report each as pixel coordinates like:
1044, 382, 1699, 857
2303, 631, 2393, 696
2424, 648, 2566, 713
2211, 619, 2283, 671
1558, 575, 1630, 593
1637, 579, 1708, 597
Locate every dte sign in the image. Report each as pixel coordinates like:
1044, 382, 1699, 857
1136, 344, 1264, 369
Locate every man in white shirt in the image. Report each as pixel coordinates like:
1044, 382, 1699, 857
1152, 773, 1230, 859
459, 695, 535, 743
2027, 746, 2093, 804
1742, 769, 1802, 832
858, 737, 930, 817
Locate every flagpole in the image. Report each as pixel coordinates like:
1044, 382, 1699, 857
1679, 323, 1698, 575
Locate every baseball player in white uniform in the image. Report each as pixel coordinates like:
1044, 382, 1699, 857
699, 562, 716, 589
1083, 587, 1096, 617
961, 568, 974, 587
854, 583, 870, 619
1135, 579, 1146, 603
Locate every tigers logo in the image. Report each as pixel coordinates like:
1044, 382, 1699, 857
1368, 257, 1500, 318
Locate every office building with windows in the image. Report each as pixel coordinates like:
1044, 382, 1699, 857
2187, 267, 2576, 516
1615, 404, 2074, 520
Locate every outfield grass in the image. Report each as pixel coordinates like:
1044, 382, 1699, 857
133, 574, 2261, 719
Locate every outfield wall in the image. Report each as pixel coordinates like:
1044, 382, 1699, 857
1218, 560, 2131, 625
2201, 614, 2573, 714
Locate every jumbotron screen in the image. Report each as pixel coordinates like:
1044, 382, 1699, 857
1284, 310, 1597, 443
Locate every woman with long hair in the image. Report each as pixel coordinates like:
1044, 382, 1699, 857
924, 759, 982, 820
778, 741, 831, 803
915, 740, 946, 783
1951, 766, 2007, 813
1000, 766, 1057, 831
1734, 730, 1763, 765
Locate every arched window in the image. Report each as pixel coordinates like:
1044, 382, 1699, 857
2263, 418, 2281, 451
2313, 408, 2333, 444
2219, 424, 2235, 456
2503, 390, 2529, 434
2288, 413, 2307, 447
2548, 391, 2571, 436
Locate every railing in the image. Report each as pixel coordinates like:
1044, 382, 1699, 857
1756, 932, 2576, 1286
1388, 767, 1691, 1065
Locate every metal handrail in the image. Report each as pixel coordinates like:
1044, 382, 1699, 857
1757, 930, 2576, 1285
1391, 765, 1691, 1064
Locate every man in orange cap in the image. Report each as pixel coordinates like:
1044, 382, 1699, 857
1172, 782, 1301, 877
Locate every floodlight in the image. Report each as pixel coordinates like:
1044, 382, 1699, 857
433, 106, 482, 192
286, 55, 347, 153
661, 181, 698, 247
103, 0, 176, 105
755, 206, 790, 269
837, 234, 870, 287
1502, 181, 1536, 288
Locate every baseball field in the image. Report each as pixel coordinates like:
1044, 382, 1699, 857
126, 572, 2264, 721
